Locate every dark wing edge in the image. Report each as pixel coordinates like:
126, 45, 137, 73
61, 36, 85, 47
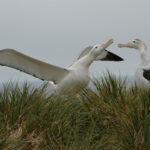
143, 69, 150, 82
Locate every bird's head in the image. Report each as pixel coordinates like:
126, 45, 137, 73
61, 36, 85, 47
77, 39, 123, 62
118, 39, 147, 51
91, 39, 114, 56
92, 44, 102, 55
91, 40, 123, 61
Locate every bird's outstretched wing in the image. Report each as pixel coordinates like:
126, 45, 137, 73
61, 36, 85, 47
95, 50, 124, 61
0, 49, 69, 84
76, 46, 93, 60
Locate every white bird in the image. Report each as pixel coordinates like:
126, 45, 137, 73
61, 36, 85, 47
0, 39, 123, 96
118, 39, 150, 87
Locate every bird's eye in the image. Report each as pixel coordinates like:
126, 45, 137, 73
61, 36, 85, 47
95, 46, 98, 48
133, 41, 136, 43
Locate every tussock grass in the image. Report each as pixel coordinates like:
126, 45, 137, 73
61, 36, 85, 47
0, 74, 149, 150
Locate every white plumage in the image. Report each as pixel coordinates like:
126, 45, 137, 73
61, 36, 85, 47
0, 39, 123, 95
118, 39, 150, 87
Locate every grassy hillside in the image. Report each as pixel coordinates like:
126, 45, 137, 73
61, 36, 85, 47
0, 74, 149, 150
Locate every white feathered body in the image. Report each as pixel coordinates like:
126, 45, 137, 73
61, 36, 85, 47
55, 52, 94, 95
56, 66, 90, 95
0, 39, 119, 96
135, 50, 150, 87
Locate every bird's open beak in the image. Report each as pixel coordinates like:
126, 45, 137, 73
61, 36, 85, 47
100, 50, 124, 61
118, 42, 134, 48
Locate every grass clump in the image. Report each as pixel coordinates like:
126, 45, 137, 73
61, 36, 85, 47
0, 74, 149, 150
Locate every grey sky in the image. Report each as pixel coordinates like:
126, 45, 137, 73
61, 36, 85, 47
0, 0, 149, 82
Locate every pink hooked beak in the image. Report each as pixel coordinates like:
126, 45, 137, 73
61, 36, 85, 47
118, 42, 134, 48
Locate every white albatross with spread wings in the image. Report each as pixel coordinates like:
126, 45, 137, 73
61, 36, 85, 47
118, 39, 150, 87
0, 39, 123, 95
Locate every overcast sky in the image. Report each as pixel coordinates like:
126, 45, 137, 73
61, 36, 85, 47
0, 0, 149, 82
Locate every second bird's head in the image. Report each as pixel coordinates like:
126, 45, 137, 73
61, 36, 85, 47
118, 39, 147, 51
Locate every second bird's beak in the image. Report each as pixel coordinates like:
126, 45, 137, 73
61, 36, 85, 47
118, 42, 134, 48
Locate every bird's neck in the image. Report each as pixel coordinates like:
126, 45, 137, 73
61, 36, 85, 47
139, 43, 148, 53
71, 53, 95, 69
139, 47, 150, 65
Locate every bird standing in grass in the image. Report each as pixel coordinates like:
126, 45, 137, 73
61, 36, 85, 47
0, 39, 123, 96
118, 39, 150, 87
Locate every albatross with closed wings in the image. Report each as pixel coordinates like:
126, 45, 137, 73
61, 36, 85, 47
118, 39, 150, 87
0, 39, 123, 95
